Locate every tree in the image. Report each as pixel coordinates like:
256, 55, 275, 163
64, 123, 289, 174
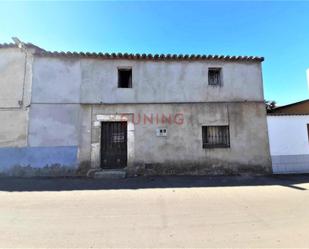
265, 100, 276, 112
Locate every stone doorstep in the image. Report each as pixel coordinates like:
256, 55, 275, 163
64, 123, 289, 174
94, 169, 126, 179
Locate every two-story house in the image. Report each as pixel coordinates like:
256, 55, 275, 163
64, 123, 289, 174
0, 38, 272, 177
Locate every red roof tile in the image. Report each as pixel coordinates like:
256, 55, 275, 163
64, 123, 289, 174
0, 42, 264, 62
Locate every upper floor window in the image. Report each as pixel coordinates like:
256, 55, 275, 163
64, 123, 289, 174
208, 68, 222, 86
118, 68, 132, 88
202, 125, 230, 148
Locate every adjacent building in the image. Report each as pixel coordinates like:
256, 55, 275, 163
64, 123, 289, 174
0, 38, 272, 176
268, 99, 309, 173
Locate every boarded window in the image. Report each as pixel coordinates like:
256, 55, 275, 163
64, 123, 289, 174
118, 69, 132, 88
202, 126, 230, 148
208, 68, 222, 86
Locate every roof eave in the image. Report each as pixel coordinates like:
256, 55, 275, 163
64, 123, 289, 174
33, 50, 264, 62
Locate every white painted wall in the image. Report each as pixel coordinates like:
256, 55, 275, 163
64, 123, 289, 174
267, 115, 309, 156
28, 104, 80, 147
32, 57, 81, 103
267, 115, 309, 173
0, 48, 32, 148
0, 48, 25, 108
0, 110, 28, 147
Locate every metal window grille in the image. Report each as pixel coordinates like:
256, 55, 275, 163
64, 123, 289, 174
202, 126, 230, 148
208, 68, 222, 86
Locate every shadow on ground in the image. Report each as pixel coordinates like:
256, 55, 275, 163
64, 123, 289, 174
0, 174, 308, 192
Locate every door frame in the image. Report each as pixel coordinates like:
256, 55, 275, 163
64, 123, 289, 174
90, 114, 135, 170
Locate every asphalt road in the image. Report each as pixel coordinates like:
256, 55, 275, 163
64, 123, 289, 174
0, 175, 309, 248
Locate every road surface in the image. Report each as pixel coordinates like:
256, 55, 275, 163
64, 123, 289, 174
0, 175, 308, 248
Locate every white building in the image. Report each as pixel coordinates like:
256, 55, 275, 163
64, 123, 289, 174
267, 100, 309, 173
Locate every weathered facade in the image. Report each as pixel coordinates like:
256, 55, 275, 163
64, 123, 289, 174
0, 39, 272, 176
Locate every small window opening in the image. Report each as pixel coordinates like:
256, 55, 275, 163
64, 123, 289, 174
202, 125, 230, 148
208, 68, 222, 86
118, 68, 132, 88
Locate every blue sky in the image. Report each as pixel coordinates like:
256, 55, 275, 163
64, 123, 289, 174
0, 1, 308, 106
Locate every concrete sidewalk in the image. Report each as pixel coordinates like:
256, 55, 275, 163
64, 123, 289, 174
0, 175, 309, 248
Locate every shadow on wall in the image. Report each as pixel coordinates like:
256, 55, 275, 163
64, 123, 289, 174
0, 175, 308, 192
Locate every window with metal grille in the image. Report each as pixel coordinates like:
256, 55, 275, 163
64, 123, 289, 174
118, 68, 132, 88
202, 126, 230, 148
208, 68, 222, 86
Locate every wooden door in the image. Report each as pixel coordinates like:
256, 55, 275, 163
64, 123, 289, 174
101, 122, 127, 169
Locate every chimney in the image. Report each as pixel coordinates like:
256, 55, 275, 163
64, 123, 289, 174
12, 37, 25, 49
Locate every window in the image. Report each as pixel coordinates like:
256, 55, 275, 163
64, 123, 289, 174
307, 124, 309, 143
208, 68, 222, 86
118, 68, 132, 88
202, 126, 230, 148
